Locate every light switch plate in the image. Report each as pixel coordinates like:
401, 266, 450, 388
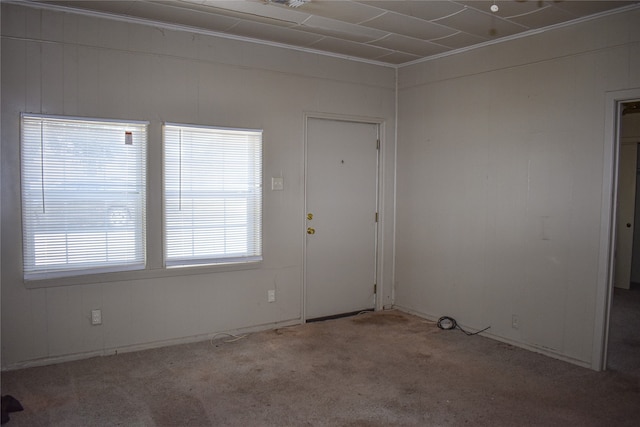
272, 177, 284, 191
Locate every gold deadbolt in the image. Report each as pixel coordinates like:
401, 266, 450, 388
307, 227, 316, 235
307, 213, 313, 220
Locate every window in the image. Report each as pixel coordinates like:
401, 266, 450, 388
21, 114, 147, 279
163, 123, 262, 267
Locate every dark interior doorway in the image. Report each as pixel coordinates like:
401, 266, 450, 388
607, 100, 640, 375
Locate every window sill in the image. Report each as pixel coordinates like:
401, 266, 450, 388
23, 260, 263, 289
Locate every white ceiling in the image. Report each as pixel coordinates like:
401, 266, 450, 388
31, 0, 640, 66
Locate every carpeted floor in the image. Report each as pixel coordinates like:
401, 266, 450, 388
1, 308, 639, 426
608, 287, 640, 376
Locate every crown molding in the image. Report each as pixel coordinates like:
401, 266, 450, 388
6, 1, 640, 69
400, 3, 640, 68
6, 0, 397, 68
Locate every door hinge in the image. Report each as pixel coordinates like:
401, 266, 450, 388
374, 284, 377, 294
376, 139, 380, 150
375, 212, 379, 222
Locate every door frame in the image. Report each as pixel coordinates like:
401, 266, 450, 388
595, 88, 640, 370
302, 112, 385, 322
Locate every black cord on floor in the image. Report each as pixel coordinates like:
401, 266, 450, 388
437, 316, 490, 336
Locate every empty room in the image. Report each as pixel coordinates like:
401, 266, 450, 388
1, 0, 639, 425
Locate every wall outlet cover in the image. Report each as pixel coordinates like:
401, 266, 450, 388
91, 309, 102, 325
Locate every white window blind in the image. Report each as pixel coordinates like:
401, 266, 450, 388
163, 123, 262, 267
21, 114, 147, 279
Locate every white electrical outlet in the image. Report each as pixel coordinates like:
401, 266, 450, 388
271, 177, 284, 191
268, 290, 276, 303
512, 314, 519, 329
91, 309, 102, 325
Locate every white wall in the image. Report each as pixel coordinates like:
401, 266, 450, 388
0, 3, 396, 369
395, 10, 640, 367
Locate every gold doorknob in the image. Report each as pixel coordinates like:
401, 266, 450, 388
307, 227, 316, 235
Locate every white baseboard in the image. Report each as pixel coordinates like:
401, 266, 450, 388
2, 317, 303, 371
393, 305, 592, 370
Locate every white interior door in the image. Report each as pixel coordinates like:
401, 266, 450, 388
305, 118, 379, 320
615, 142, 637, 289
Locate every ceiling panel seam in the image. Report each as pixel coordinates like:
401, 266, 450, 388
8, 0, 640, 70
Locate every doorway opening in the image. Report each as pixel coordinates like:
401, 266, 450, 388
596, 88, 640, 371
608, 99, 640, 375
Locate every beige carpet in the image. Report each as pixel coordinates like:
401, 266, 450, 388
1, 310, 638, 426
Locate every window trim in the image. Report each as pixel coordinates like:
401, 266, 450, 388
19, 116, 265, 289
162, 122, 264, 268
20, 113, 149, 281
23, 260, 262, 289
